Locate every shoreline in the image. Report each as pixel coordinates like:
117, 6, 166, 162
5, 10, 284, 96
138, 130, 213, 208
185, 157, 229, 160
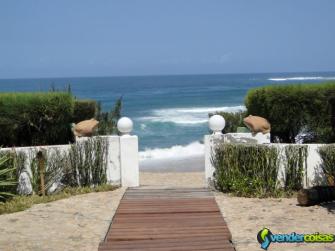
140, 154, 205, 172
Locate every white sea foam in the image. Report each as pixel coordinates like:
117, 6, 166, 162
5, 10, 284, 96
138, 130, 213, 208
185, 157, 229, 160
268, 76, 335, 81
172, 106, 245, 113
139, 141, 204, 161
139, 105, 246, 125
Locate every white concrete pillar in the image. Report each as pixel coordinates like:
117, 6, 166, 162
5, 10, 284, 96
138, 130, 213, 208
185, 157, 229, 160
117, 117, 139, 187
120, 135, 139, 187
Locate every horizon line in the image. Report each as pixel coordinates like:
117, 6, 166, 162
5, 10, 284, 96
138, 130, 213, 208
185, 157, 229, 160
1, 69, 335, 81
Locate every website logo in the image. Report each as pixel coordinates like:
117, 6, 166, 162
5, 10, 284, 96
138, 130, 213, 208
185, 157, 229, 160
257, 228, 334, 250
257, 228, 272, 250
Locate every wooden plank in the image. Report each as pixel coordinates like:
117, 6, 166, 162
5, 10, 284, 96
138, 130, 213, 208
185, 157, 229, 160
98, 188, 235, 251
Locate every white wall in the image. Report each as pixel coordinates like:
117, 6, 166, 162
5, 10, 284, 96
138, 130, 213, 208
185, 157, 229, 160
0, 135, 139, 194
205, 134, 327, 188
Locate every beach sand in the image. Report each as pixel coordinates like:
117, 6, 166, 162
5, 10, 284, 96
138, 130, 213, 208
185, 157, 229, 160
0, 170, 334, 251
215, 193, 335, 251
0, 188, 126, 251
140, 171, 206, 187
140, 171, 335, 251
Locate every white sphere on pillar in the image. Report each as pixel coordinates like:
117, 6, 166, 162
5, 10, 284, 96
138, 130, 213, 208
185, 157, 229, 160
209, 115, 225, 134
117, 117, 133, 135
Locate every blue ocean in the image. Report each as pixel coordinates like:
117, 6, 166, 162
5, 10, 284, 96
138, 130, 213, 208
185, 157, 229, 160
1, 72, 335, 161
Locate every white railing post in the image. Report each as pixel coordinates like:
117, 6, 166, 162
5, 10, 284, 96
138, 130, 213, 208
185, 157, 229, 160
117, 117, 139, 187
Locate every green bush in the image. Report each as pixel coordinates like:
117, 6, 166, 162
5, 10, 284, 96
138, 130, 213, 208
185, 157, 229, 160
0, 92, 74, 147
284, 145, 308, 191
73, 99, 97, 123
245, 82, 335, 143
212, 144, 307, 197
212, 111, 246, 133
330, 97, 335, 134
0, 92, 123, 146
318, 144, 335, 185
62, 137, 109, 187
212, 144, 279, 197
96, 98, 122, 135
22, 137, 109, 194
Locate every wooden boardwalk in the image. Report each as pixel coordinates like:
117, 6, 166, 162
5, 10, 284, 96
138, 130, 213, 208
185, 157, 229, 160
99, 188, 235, 251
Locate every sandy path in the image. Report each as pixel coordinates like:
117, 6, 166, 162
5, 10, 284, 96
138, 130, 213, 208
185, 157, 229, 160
0, 188, 126, 251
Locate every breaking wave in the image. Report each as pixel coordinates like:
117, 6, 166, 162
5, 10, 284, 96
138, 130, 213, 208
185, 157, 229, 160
268, 76, 335, 81
138, 105, 245, 125
139, 141, 204, 161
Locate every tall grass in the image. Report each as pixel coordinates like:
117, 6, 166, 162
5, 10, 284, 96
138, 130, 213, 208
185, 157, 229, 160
212, 144, 279, 197
318, 144, 335, 185
63, 137, 109, 187
212, 144, 307, 197
284, 145, 308, 190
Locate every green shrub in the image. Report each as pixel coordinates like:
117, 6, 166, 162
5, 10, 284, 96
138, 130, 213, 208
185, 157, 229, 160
318, 144, 335, 185
96, 98, 122, 135
284, 145, 308, 190
212, 144, 279, 197
330, 97, 335, 135
73, 99, 97, 123
0, 92, 123, 146
245, 82, 335, 143
211, 111, 246, 133
0, 92, 74, 147
212, 144, 307, 197
62, 137, 109, 187
24, 137, 109, 193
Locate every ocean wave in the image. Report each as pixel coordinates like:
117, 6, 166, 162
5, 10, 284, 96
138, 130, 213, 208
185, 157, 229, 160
139, 116, 208, 125
139, 141, 204, 160
268, 76, 335, 81
172, 105, 246, 113
138, 105, 246, 125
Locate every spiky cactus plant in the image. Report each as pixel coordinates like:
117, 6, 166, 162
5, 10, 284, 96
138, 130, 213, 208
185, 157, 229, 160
0, 156, 16, 201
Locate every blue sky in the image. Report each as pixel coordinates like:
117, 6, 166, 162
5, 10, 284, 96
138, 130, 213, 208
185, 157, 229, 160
0, 0, 334, 78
